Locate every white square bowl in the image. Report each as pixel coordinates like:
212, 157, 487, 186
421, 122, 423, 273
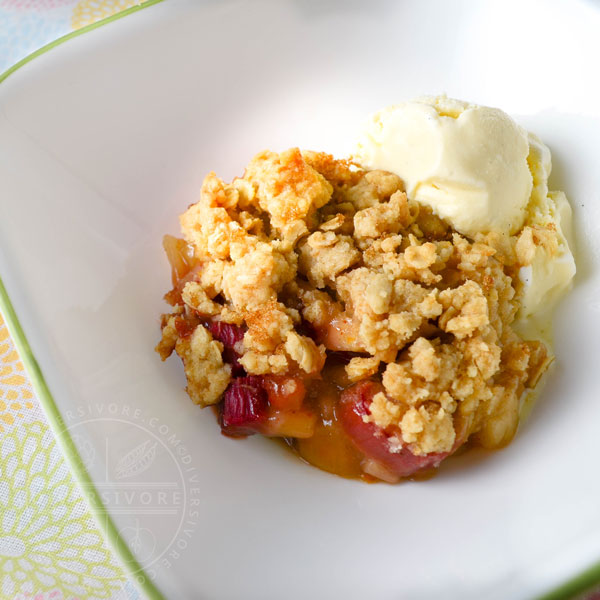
1, 0, 600, 598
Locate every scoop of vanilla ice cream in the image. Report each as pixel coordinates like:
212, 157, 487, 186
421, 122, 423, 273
517, 133, 576, 320
354, 96, 533, 237
354, 96, 576, 324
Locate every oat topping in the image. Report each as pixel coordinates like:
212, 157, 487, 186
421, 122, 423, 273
157, 148, 553, 459
173, 322, 231, 407
345, 357, 381, 382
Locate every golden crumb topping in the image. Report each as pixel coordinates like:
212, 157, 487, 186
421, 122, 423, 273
158, 148, 553, 455
157, 319, 231, 407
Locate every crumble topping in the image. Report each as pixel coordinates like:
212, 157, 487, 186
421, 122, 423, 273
181, 282, 221, 316
345, 357, 380, 382
170, 320, 231, 406
157, 148, 554, 455
298, 231, 360, 288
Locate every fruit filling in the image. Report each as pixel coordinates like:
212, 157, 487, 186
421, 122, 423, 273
156, 149, 553, 482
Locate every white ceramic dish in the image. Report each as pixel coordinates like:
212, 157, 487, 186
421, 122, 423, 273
1, 0, 600, 598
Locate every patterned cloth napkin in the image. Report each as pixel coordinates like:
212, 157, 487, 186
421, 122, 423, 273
0, 3, 148, 598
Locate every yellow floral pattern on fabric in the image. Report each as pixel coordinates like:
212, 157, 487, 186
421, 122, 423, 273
0, 422, 127, 599
0, 316, 34, 432
0, 311, 131, 599
71, 0, 141, 29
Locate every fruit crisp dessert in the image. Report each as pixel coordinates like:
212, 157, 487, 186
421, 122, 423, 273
156, 98, 575, 483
